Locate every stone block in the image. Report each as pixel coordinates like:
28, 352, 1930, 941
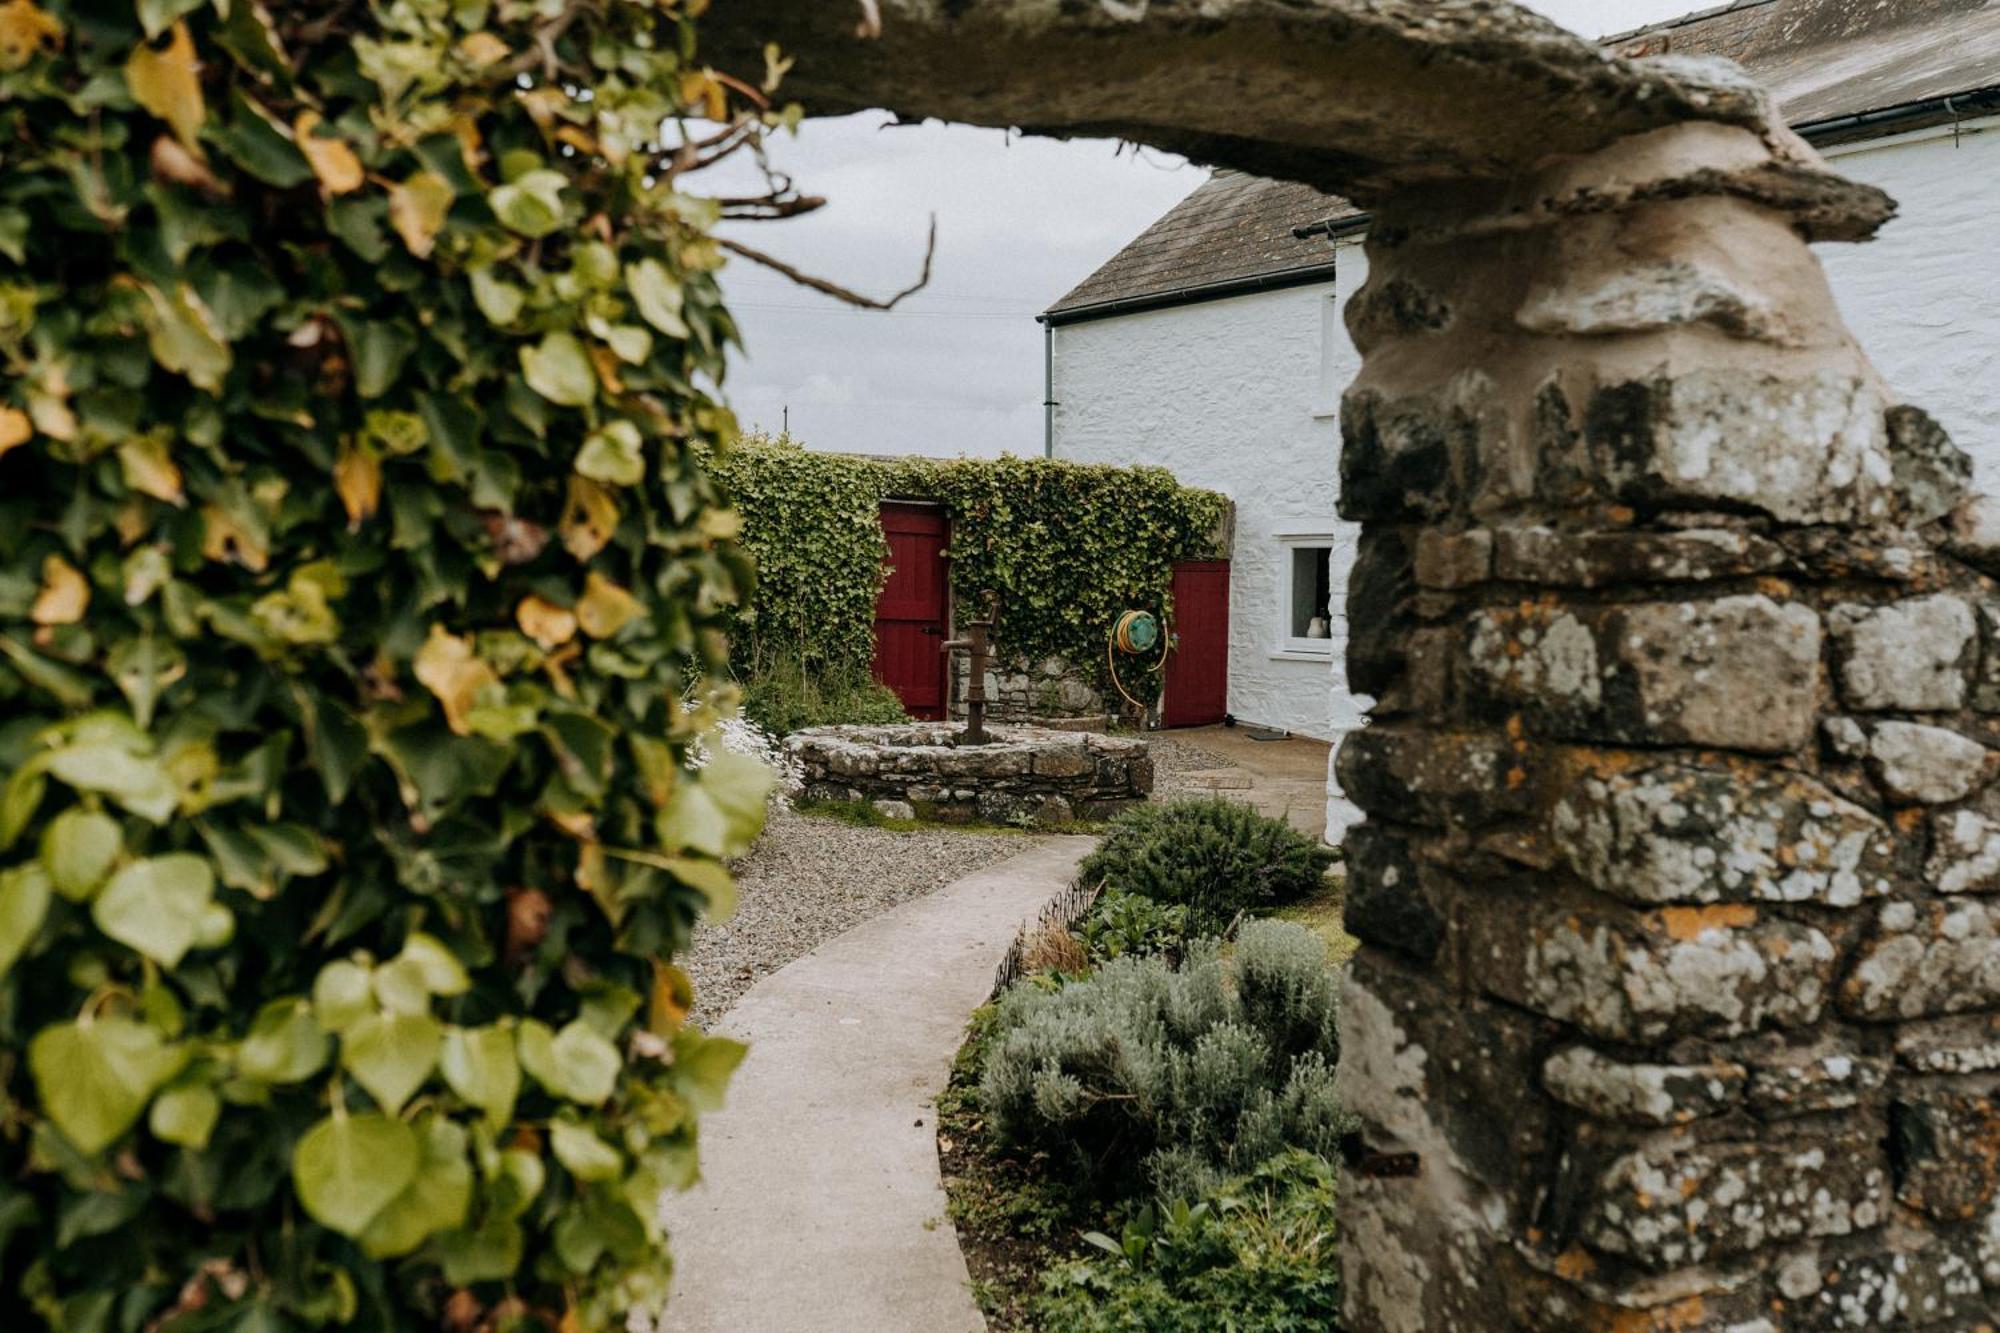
1581, 369, 1890, 525
1841, 899, 2000, 1021
1029, 744, 1096, 779
1829, 595, 1975, 712
1491, 526, 1787, 589
1895, 1015, 2000, 1074
1414, 528, 1493, 589
1540, 1045, 1744, 1126
1947, 493, 2000, 578
1551, 762, 1895, 909
1927, 809, 2000, 895
1743, 1048, 1886, 1119
1974, 601, 2000, 715
1864, 721, 1990, 805
1339, 387, 1461, 523
1892, 1089, 2000, 1221
1516, 257, 1787, 341
1885, 403, 1973, 526
1471, 898, 1837, 1042
1805, 1240, 1986, 1329
1336, 727, 1534, 830
1582, 1136, 1887, 1269
1346, 526, 1419, 699
1343, 825, 1445, 963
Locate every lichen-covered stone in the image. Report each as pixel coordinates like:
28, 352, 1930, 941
1491, 526, 1787, 588
1551, 763, 1895, 908
1343, 825, 1445, 963
1809, 1240, 1986, 1328
1893, 1089, 2000, 1221
1414, 528, 1493, 589
1830, 595, 1976, 712
1475, 899, 1837, 1042
1743, 1048, 1887, 1119
1896, 1015, 2000, 1075
1926, 809, 2000, 895
1541, 1045, 1744, 1125
1583, 369, 1891, 525
1842, 899, 2000, 1021
1947, 493, 2000, 578
1582, 1137, 1887, 1269
1885, 403, 1974, 526
1864, 721, 1991, 805
1516, 259, 1788, 342
1336, 726, 1534, 829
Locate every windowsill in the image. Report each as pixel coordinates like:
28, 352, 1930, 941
1271, 644, 1336, 663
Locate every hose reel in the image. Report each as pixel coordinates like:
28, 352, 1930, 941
1106, 609, 1171, 714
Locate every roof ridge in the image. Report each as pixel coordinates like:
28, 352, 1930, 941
1601, 0, 1779, 47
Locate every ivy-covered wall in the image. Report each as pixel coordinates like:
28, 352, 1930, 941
709, 437, 1230, 707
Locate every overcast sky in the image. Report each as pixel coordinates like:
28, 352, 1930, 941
717, 0, 1706, 458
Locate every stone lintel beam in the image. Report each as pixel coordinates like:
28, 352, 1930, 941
697, 0, 1888, 233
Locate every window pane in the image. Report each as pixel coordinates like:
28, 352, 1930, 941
1290, 546, 1332, 640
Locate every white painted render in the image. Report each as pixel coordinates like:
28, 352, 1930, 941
1048, 118, 2000, 838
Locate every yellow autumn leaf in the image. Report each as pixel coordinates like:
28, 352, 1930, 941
118, 436, 184, 504
0, 406, 30, 460
649, 960, 694, 1036
0, 0, 61, 71
575, 572, 644, 639
333, 442, 381, 530
125, 22, 206, 153
516, 595, 577, 651
414, 625, 498, 737
294, 111, 364, 196
559, 476, 619, 562
388, 171, 455, 259
458, 31, 508, 66
201, 504, 269, 572
30, 554, 88, 626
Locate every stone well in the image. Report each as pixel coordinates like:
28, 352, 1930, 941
786, 723, 1152, 826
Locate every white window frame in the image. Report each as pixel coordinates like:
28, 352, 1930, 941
1274, 533, 1339, 660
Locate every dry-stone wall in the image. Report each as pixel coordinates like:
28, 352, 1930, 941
787, 724, 1150, 826
1332, 115, 2000, 1331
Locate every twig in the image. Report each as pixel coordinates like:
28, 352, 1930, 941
717, 216, 937, 311
715, 193, 828, 221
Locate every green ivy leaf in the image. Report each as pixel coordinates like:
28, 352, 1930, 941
550, 1116, 622, 1183
41, 809, 122, 902
291, 1113, 419, 1238
45, 744, 177, 824
657, 747, 772, 861
91, 854, 216, 968
312, 960, 375, 1032
237, 998, 330, 1084
29, 1018, 187, 1155
340, 1011, 443, 1114
394, 932, 470, 997
360, 1115, 472, 1258
671, 1031, 747, 1114
575, 421, 645, 487
626, 260, 689, 339
148, 1079, 221, 1149
469, 268, 525, 325
517, 1018, 619, 1106
520, 332, 596, 408
487, 169, 568, 238
440, 1024, 520, 1127
0, 864, 51, 980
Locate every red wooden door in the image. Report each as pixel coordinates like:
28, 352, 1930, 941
1162, 560, 1230, 728
873, 504, 950, 719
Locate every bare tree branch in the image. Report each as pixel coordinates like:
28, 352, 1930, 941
717, 218, 937, 311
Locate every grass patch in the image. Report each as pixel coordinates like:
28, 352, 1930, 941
1268, 871, 1356, 966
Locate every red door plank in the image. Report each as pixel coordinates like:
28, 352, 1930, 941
1163, 560, 1230, 728
873, 504, 950, 719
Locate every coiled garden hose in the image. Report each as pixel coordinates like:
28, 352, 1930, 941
1107, 609, 1171, 713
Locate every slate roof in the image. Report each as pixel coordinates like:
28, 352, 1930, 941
1045, 0, 2000, 322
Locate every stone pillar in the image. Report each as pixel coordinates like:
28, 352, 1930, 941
1333, 118, 2000, 1329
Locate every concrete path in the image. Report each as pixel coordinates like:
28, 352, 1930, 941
1159, 723, 1333, 839
661, 835, 1095, 1333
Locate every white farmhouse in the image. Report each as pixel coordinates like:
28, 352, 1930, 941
1041, 0, 2000, 836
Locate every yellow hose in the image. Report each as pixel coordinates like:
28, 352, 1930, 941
1106, 610, 1171, 714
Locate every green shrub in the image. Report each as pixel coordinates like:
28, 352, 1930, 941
738, 652, 908, 736
1079, 799, 1337, 936
0, 3, 775, 1328
1033, 1150, 1344, 1333
979, 922, 1351, 1199
1077, 887, 1189, 963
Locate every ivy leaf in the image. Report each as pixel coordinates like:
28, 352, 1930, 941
0, 863, 51, 980
0, 0, 62, 72
312, 959, 374, 1032
413, 624, 499, 737
559, 475, 619, 561
469, 268, 524, 325
394, 933, 470, 997
136, 0, 204, 40
575, 572, 644, 640
91, 854, 215, 968
516, 1019, 619, 1106
41, 808, 120, 902
575, 421, 645, 487
549, 1117, 622, 1183
360, 1115, 472, 1258
29, 1018, 187, 1155
237, 998, 329, 1084
291, 1113, 419, 1237
625, 259, 689, 339
294, 111, 363, 195
671, 1030, 748, 1113
440, 1024, 519, 1127
488, 169, 567, 238
334, 442, 381, 529
125, 22, 206, 152
340, 1011, 442, 1114
388, 171, 454, 259
521, 332, 596, 408
0, 406, 29, 460
516, 596, 577, 650
138, 281, 232, 393
30, 554, 88, 626
209, 91, 311, 188
657, 748, 772, 862
148, 1079, 220, 1149
45, 741, 177, 824
117, 437, 184, 505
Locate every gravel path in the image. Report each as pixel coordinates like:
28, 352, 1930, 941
685, 810, 1023, 1026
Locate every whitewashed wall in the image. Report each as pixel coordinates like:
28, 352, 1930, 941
1049, 243, 1365, 741
1052, 117, 2000, 835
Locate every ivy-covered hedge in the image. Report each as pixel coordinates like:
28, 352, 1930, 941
711, 436, 1229, 702
0, 2, 769, 1329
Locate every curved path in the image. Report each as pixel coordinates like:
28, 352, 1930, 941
660, 835, 1095, 1333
